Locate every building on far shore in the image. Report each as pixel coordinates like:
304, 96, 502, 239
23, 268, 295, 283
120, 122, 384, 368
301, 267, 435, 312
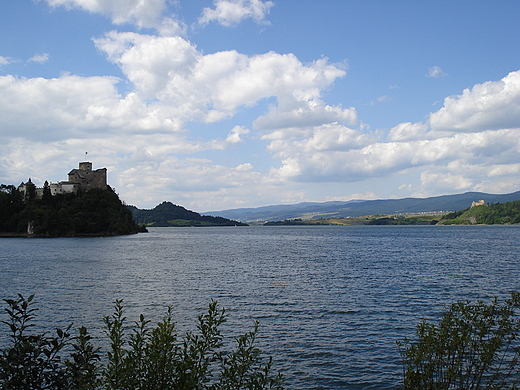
18, 162, 107, 198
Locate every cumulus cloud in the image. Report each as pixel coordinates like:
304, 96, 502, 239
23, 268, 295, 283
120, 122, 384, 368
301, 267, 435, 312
0, 74, 122, 139
94, 32, 348, 126
265, 123, 385, 182
266, 114, 520, 190
198, 0, 274, 27
426, 65, 447, 78
429, 70, 520, 133
0, 72, 201, 142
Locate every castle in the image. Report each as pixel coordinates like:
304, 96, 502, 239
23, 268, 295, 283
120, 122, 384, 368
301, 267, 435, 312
18, 162, 107, 197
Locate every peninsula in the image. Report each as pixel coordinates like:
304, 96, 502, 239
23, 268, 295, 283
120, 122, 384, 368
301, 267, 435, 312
0, 162, 142, 237
128, 201, 247, 227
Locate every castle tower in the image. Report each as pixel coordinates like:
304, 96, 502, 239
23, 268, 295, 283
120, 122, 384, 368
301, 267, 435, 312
79, 162, 93, 172
67, 162, 107, 191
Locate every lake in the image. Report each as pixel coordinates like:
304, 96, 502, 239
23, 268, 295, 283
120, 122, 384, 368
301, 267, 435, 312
1, 225, 520, 389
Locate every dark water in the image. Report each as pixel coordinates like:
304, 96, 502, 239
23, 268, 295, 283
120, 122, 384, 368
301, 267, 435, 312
1, 225, 520, 389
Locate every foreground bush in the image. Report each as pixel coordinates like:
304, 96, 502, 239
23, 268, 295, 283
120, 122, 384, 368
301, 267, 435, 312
3, 293, 520, 389
0, 295, 284, 390
398, 292, 520, 390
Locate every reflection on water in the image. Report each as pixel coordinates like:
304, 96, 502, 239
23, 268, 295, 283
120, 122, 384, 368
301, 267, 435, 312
1, 226, 520, 389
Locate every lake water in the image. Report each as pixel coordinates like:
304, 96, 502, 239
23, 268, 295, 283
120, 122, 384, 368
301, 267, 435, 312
1, 225, 520, 389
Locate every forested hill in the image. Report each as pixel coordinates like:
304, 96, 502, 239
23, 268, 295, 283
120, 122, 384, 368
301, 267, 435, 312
128, 201, 248, 227
439, 200, 520, 225
0, 184, 141, 237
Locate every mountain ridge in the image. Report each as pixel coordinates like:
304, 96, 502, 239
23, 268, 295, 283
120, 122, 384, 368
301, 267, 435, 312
203, 190, 520, 223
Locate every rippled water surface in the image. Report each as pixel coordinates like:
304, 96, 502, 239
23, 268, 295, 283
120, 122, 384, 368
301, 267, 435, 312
1, 226, 520, 389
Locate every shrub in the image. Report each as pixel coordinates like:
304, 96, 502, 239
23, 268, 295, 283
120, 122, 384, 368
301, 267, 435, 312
0, 295, 284, 390
398, 292, 520, 390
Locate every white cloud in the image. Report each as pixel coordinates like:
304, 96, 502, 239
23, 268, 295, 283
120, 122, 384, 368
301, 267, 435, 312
426, 65, 447, 78
420, 171, 473, 191
368, 95, 393, 106
94, 32, 200, 100
0, 56, 12, 66
388, 122, 429, 142
27, 53, 50, 64
0, 73, 205, 143
487, 163, 520, 177
377, 95, 392, 102
0, 74, 124, 139
429, 70, 520, 133
40, 0, 184, 35
226, 125, 250, 143
265, 119, 520, 188
254, 99, 357, 130
94, 33, 348, 126
199, 0, 274, 27
473, 177, 520, 194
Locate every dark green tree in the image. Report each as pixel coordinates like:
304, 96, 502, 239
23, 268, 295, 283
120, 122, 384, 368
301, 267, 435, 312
398, 292, 520, 390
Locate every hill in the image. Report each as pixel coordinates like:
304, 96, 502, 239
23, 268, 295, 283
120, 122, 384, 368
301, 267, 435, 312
128, 201, 248, 227
205, 191, 520, 223
0, 184, 141, 237
439, 200, 520, 225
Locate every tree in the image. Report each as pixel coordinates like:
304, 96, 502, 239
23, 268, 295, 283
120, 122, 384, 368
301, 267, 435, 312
398, 292, 520, 390
42, 181, 53, 204
25, 179, 36, 201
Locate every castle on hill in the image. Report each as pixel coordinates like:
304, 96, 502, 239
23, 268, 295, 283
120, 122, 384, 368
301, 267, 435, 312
19, 162, 107, 197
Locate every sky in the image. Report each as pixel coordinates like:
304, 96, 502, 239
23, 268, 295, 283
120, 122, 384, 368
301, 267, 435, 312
1, 0, 520, 212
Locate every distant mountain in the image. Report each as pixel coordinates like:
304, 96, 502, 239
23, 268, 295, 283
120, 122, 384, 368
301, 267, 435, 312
204, 191, 520, 223
128, 201, 247, 227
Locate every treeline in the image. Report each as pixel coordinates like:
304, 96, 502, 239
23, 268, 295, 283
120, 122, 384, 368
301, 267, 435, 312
366, 216, 439, 225
440, 200, 520, 225
0, 183, 141, 236
128, 201, 248, 227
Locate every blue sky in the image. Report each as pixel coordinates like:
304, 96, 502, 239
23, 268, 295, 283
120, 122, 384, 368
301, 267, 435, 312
1, 0, 520, 211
